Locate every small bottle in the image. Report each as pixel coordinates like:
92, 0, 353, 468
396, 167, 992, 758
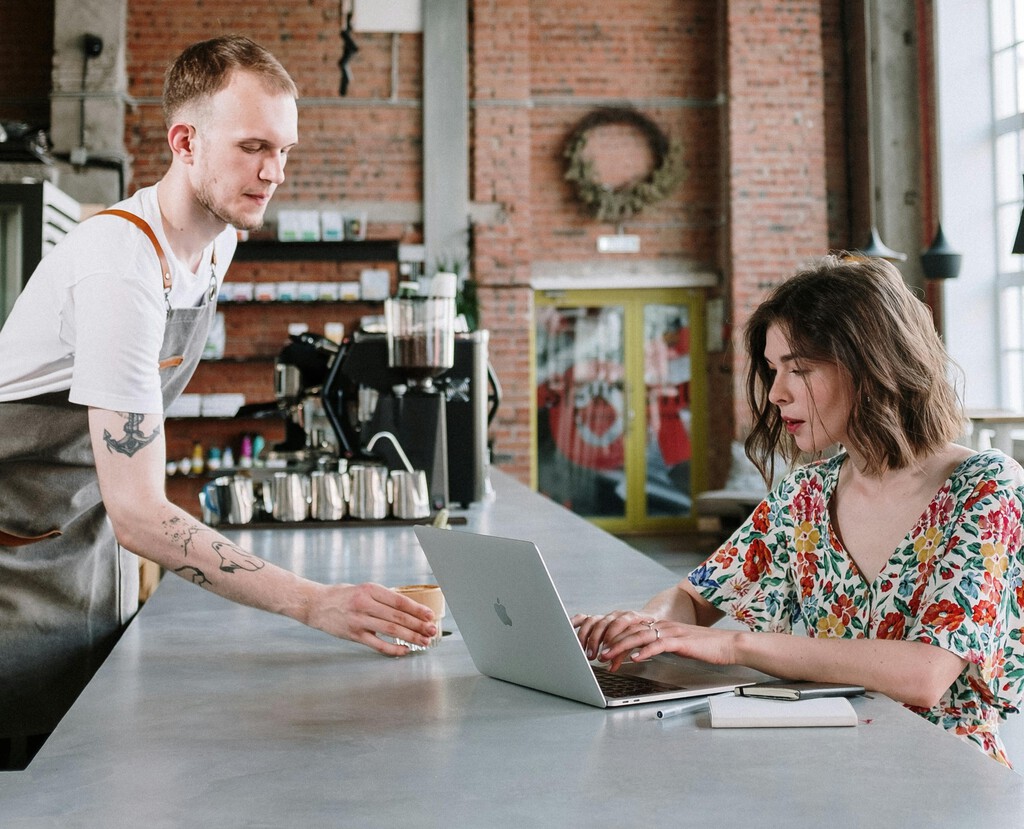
191, 441, 205, 476
239, 434, 254, 469
222, 445, 235, 469
206, 446, 222, 473
251, 434, 266, 466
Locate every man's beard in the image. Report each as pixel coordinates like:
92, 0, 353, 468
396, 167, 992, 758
195, 181, 266, 232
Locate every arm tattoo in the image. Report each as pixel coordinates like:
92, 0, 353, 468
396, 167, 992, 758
164, 515, 205, 558
103, 412, 160, 457
163, 516, 265, 582
163, 517, 265, 578
211, 540, 266, 574
175, 565, 211, 586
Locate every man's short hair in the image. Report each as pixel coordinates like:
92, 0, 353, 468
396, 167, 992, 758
162, 35, 297, 127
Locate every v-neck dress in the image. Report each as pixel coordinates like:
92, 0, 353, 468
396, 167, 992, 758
688, 449, 1024, 766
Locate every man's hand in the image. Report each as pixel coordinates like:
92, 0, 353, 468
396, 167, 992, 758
88, 407, 437, 656
303, 582, 438, 656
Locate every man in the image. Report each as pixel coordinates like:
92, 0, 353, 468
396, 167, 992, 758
0, 36, 436, 769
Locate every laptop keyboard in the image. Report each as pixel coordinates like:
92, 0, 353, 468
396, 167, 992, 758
593, 667, 682, 699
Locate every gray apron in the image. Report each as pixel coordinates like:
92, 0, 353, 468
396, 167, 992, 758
0, 211, 217, 738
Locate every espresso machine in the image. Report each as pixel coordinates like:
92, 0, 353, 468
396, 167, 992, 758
322, 283, 500, 508
239, 332, 340, 462
323, 280, 456, 510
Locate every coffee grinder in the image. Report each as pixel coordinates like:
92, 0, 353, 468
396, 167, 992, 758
322, 277, 456, 510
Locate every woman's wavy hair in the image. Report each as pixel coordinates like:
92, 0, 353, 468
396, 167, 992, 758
744, 254, 965, 484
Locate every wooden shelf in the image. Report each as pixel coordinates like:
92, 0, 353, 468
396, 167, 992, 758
166, 411, 285, 418
165, 240, 399, 515
232, 239, 400, 262
217, 299, 384, 307
192, 356, 282, 365
214, 514, 468, 531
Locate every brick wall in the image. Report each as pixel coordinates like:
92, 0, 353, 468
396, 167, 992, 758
523, 4, 721, 271
126, 3, 423, 208
117, 0, 843, 492
469, 0, 533, 477
724, 1, 830, 428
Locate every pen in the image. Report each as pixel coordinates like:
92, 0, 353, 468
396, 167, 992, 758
656, 697, 710, 719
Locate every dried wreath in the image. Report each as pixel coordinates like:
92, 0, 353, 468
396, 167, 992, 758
563, 108, 684, 223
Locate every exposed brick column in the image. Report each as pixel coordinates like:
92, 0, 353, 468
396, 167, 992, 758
725, 0, 830, 431
470, 0, 534, 484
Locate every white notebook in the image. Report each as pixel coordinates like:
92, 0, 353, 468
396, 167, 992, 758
708, 694, 858, 728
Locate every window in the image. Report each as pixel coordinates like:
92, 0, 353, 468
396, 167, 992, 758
992, 0, 1024, 407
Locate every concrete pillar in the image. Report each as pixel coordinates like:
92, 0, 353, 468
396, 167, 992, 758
49, 0, 128, 206
423, 0, 470, 275
866, 0, 925, 290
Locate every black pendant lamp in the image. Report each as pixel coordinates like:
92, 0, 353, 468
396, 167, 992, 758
857, 226, 908, 262
921, 222, 962, 279
1013, 175, 1024, 254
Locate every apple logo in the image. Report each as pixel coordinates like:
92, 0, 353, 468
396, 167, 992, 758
494, 598, 513, 626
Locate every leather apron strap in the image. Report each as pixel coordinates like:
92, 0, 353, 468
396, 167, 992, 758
0, 529, 62, 547
96, 208, 173, 313
96, 208, 172, 292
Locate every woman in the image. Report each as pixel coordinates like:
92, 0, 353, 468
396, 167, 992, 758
574, 255, 1024, 766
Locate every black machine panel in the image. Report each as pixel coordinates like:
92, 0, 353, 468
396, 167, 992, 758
322, 331, 498, 508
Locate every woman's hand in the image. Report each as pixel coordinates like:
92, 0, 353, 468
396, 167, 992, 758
573, 611, 740, 671
573, 583, 721, 661
573, 610, 654, 662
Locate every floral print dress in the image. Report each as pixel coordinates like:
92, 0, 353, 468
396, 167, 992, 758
688, 450, 1024, 766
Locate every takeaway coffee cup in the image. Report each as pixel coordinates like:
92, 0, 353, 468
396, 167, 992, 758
392, 584, 445, 651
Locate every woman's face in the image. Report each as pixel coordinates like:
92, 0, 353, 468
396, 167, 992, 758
764, 324, 854, 454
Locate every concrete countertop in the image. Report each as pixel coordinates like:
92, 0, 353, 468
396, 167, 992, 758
1, 471, 1021, 827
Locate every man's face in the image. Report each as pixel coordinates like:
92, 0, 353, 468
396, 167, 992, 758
188, 71, 298, 231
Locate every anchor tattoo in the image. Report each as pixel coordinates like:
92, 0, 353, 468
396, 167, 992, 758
103, 412, 160, 457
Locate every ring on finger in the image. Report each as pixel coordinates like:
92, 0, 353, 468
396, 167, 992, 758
653, 627, 661, 640
643, 619, 656, 629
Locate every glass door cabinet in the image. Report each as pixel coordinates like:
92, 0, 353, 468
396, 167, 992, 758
533, 288, 706, 533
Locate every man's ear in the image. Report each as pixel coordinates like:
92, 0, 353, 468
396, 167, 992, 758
167, 123, 196, 162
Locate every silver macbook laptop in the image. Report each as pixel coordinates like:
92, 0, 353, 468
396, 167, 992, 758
413, 526, 763, 708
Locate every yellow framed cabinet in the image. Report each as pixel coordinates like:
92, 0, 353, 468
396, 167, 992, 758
533, 288, 707, 534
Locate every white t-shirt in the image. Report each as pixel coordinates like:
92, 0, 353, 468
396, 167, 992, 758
0, 183, 236, 413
